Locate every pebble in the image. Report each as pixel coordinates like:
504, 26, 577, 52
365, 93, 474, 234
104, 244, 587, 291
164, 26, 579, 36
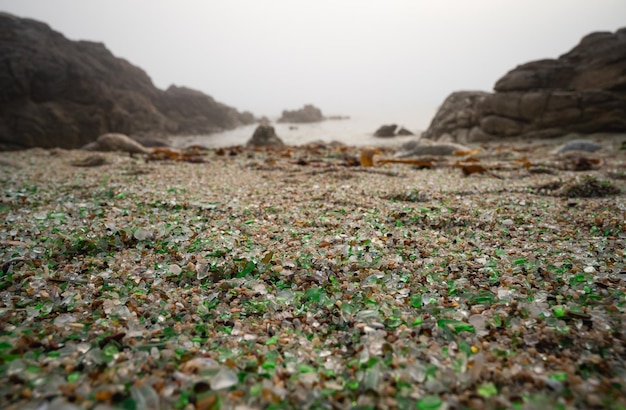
210, 368, 238, 390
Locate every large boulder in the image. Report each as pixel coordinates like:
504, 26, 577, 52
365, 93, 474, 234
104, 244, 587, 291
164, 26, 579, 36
0, 13, 255, 150
246, 124, 284, 147
278, 104, 324, 123
424, 27, 626, 142
82, 133, 152, 154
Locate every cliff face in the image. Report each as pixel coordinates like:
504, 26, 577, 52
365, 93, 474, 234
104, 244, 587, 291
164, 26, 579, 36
0, 13, 255, 150
423, 27, 626, 142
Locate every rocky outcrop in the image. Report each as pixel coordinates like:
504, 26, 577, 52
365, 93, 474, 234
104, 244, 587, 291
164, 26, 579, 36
421, 92, 490, 142
424, 27, 626, 142
278, 104, 323, 123
246, 124, 284, 147
0, 13, 255, 150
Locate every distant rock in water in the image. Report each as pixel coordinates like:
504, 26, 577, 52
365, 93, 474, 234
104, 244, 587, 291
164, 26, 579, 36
247, 125, 284, 147
0, 13, 255, 150
397, 127, 414, 136
278, 104, 324, 123
423, 27, 626, 142
374, 124, 398, 137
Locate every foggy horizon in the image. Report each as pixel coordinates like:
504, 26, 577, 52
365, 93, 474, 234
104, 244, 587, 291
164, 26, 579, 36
1, 0, 625, 128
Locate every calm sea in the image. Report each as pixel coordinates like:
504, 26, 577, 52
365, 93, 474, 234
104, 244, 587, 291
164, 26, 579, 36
168, 108, 437, 148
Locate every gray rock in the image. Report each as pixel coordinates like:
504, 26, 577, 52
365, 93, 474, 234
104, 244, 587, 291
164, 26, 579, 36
394, 138, 471, 158
553, 139, 602, 154
246, 125, 284, 147
83, 133, 152, 154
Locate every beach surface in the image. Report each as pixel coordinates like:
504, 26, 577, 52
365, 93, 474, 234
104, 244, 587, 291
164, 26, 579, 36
1, 137, 625, 409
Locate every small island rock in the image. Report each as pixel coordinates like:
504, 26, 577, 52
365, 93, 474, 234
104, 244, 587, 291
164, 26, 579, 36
278, 105, 324, 123
374, 124, 398, 137
397, 127, 414, 136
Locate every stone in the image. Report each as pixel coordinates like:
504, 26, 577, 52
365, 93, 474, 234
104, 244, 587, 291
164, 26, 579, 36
83, 133, 152, 154
394, 138, 471, 158
424, 27, 626, 142
553, 139, 602, 155
397, 127, 414, 136
246, 124, 284, 147
278, 104, 324, 123
374, 124, 398, 137
0, 13, 255, 150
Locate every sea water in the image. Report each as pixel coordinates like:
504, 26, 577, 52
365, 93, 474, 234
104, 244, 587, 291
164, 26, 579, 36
168, 108, 436, 148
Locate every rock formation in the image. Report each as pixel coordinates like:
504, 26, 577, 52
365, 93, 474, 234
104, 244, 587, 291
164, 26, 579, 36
0, 13, 255, 150
278, 105, 324, 123
423, 27, 626, 142
246, 124, 284, 147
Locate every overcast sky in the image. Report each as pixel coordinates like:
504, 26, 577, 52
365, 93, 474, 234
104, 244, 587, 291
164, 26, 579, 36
1, 0, 625, 124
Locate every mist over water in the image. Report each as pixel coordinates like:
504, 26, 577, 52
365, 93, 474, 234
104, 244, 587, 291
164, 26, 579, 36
170, 107, 437, 148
